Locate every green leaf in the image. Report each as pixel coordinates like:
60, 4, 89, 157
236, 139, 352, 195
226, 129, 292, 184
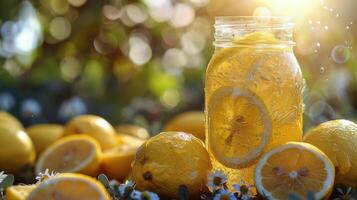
178, 184, 189, 200
97, 174, 110, 188
0, 174, 14, 189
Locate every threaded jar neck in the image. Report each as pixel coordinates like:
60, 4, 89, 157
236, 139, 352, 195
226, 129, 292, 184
214, 16, 295, 48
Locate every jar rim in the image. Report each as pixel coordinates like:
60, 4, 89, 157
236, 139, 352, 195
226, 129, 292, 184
215, 16, 294, 30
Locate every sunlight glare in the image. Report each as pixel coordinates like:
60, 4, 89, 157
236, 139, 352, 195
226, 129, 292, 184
262, 0, 320, 19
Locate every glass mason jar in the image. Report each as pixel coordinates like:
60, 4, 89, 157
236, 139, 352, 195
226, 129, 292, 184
205, 16, 304, 187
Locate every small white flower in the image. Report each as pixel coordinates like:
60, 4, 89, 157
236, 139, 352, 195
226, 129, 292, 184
233, 180, 254, 200
35, 169, 58, 183
0, 171, 8, 183
207, 170, 227, 191
131, 190, 160, 200
213, 189, 237, 200
118, 180, 135, 196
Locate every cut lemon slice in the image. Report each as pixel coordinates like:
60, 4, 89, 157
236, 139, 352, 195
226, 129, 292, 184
35, 135, 101, 176
27, 173, 110, 200
6, 185, 36, 200
255, 142, 335, 200
208, 86, 272, 168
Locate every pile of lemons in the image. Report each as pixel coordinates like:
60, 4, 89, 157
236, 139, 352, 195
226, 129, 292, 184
1, 110, 357, 200
0, 110, 207, 200
0, 111, 147, 200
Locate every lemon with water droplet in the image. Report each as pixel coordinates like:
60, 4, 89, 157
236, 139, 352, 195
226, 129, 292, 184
303, 119, 357, 188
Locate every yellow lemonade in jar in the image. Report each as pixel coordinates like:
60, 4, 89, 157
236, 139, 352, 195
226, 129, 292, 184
205, 17, 304, 187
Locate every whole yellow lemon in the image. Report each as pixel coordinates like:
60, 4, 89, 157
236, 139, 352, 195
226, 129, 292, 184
63, 115, 117, 150
132, 131, 212, 198
303, 119, 357, 188
164, 111, 205, 141
25, 124, 64, 156
0, 111, 23, 130
0, 123, 35, 173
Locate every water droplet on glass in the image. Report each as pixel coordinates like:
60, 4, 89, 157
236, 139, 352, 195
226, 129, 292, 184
316, 42, 321, 47
320, 67, 325, 73
346, 25, 350, 29
331, 45, 351, 64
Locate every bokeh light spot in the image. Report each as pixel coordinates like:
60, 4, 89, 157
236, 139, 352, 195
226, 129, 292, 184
129, 37, 152, 66
181, 30, 206, 55
67, 0, 87, 7
103, 5, 121, 20
162, 48, 187, 74
126, 4, 148, 24
49, 17, 71, 41
160, 89, 180, 109
51, 0, 69, 15
331, 45, 350, 64
169, 3, 195, 28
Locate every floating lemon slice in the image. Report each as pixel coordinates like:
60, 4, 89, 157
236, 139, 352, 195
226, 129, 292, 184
27, 173, 110, 200
35, 135, 101, 176
6, 185, 36, 200
208, 86, 272, 168
255, 142, 335, 200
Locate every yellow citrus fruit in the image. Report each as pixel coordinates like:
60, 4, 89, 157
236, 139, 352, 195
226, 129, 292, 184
63, 115, 117, 150
101, 147, 136, 182
115, 124, 150, 140
35, 135, 101, 176
0, 111, 23, 130
303, 119, 357, 188
255, 142, 335, 200
117, 133, 146, 146
164, 111, 205, 141
0, 124, 35, 173
27, 173, 110, 200
25, 124, 64, 156
132, 131, 212, 198
208, 87, 272, 168
101, 134, 145, 181
6, 185, 36, 200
